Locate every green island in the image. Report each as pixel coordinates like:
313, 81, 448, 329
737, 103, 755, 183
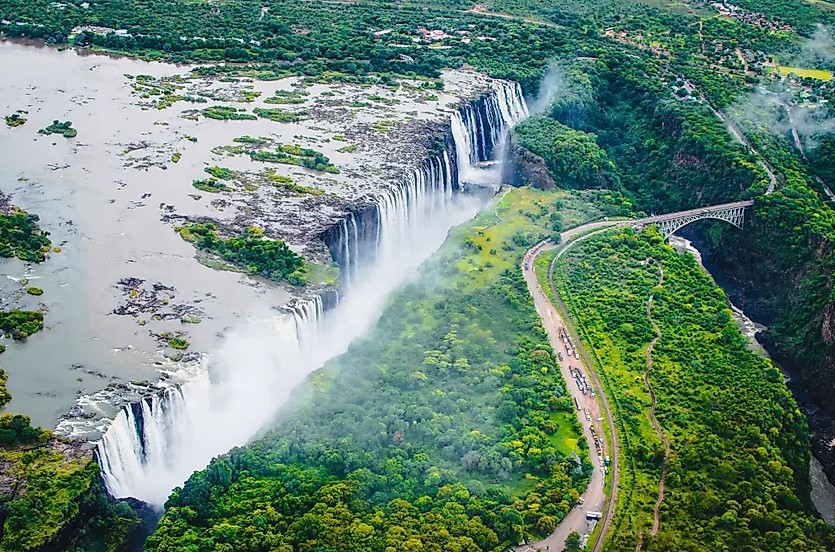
167, 336, 190, 350
203, 166, 238, 181
215, 136, 340, 174
37, 120, 77, 138
4, 112, 26, 128
0, 310, 44, 341
0, 204, 51, 262
0, 310, 43, 407
551, 227, 835, 550
192, 178, 233, 194
266, 169, 325, 196
264, 90, 310, 105
176, 222, 307, 285
201, 106, 257, 121
253, 107, 306, 123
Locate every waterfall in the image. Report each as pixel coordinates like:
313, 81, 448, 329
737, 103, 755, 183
95, 304, 313, 505
450, 80, 528, 185
92, 79, 529, 507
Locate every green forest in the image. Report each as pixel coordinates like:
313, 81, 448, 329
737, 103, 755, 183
553, 227, 835, 551
176, 223, 307, 284
146, 189, 620, 551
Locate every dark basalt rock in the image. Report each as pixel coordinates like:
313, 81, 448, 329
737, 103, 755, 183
502, 139, 557, 190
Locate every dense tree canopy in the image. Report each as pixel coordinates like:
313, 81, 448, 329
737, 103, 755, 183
147, 189, 622, 551
554, 227, 835, 551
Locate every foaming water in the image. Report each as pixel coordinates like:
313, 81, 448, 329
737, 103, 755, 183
93, 79, 530, 506
451, 81, 528, 186
97, 192, 480, 505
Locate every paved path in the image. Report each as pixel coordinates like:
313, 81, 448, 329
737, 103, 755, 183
516, 221, 622, 552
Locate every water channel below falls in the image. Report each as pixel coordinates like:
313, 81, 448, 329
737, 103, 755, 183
670, 236, 835, 524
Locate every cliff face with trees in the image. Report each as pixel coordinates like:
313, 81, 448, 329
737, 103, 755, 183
508, 52, 835, 486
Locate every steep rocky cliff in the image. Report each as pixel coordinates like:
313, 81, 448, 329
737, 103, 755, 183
0, 421, 145, 552
502, 139, 558, 189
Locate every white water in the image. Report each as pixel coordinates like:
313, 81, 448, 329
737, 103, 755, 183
95, 81, 530, 506
451, 81, 528, 186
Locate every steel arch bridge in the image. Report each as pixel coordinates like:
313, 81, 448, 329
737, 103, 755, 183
634, 200, 754, 239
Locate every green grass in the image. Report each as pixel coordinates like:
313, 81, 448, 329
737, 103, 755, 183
453, 187, 615, 290
776, 66, 833, 80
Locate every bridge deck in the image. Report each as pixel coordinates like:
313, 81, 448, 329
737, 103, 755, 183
639, 200, 754, 224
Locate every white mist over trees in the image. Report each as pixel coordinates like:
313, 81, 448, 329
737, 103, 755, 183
98, 194, 481, 506
95, 81, 530, 507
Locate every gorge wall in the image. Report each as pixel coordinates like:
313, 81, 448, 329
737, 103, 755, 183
507, 57, 835, 496
89, 81, 528, 508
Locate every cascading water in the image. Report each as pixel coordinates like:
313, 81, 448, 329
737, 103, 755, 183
94, 80, 529, 507
451, 81, 528, 185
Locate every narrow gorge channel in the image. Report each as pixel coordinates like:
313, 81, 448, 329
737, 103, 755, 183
90, 84, 529, 507
670, 236, 835, 523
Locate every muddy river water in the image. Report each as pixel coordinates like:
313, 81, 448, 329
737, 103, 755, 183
0, 40, 508, 430
0, 41, 298, 426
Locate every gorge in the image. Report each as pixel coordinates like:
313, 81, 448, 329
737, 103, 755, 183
66, 78, 529, 507
3, 0, 835, 549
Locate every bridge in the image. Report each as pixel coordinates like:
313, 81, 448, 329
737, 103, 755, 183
634, 200, 754, 239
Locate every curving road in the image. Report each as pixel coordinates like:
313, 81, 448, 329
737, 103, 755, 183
515, 196, 763, 550
517, 220, 622, 552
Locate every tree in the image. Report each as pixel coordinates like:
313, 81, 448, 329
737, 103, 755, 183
566, 531, 583, 551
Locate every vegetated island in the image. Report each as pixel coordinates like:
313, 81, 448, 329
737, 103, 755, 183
4, 111, 27, 128
0, 195, 52, 262
175, 222, 311, 286
38, 120, 77, 138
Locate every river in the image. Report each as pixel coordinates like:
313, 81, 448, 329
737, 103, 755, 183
0, 39, 515, 432
0, 40, 293, 427
669, 236, 835, 524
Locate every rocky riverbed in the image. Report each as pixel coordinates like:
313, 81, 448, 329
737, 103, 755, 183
0, 39, 510, 434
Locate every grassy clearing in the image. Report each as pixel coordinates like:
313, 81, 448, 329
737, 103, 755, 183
776, 66, 833, 80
